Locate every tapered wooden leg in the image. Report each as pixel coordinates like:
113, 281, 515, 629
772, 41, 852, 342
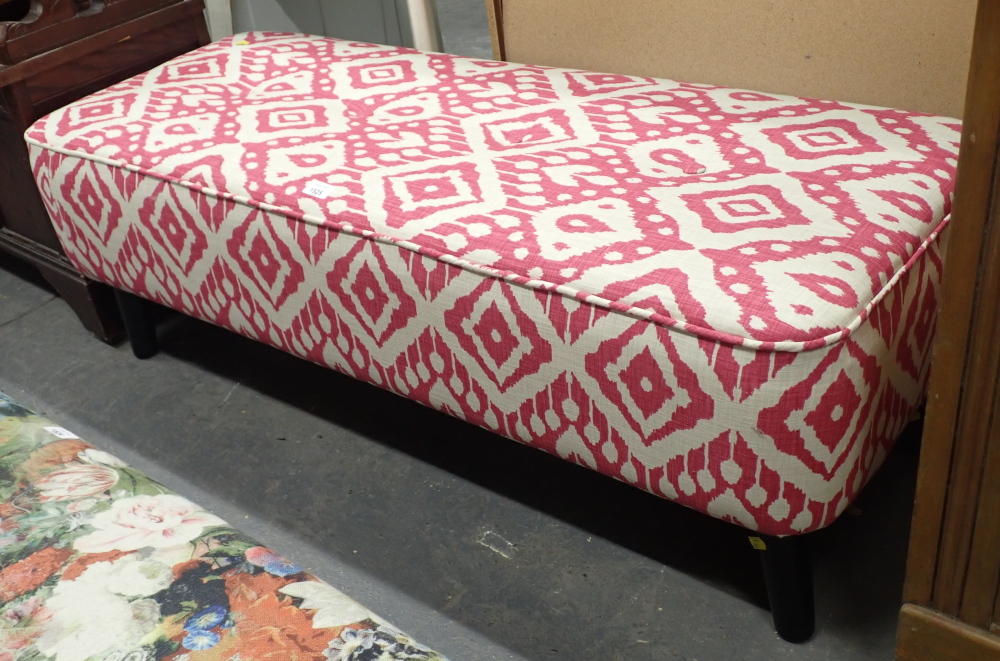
751, 533, 815, 643
113, 289, 158, 359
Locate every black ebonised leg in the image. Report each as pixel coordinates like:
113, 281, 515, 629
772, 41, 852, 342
751, 533, 815, 643
113, 289, 159, 359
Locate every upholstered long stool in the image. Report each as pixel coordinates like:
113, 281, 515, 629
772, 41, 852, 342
25, 32, 961, 642
0, 392, 450, 660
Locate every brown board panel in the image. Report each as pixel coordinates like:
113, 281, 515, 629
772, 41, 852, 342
485, 0, 503, 61
902, 0, 1000, 610
500, 0, 976, 118
897, 604, 1000, 661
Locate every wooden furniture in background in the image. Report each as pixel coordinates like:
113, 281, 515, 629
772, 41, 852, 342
485, 0, 976, 118
0, 0, 210, 342
897, 0, 1000, 659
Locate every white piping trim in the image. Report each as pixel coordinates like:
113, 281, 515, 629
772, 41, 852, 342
24, 137, 949, 354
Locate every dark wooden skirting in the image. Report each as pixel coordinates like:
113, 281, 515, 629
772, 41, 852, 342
898, 0, 1000, 658
0, 0, 208, 343
0, 0, 208, 87
0, 226, 121, 338
28, 16, 205, 117
898, 605, 1000, 661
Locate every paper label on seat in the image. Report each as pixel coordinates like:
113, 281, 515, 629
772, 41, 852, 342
303, 181, 335, 199
44, 426, 79, 440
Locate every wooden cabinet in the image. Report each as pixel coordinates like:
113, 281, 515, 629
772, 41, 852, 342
0, 0, 209, 342
897, 1, 1000, 659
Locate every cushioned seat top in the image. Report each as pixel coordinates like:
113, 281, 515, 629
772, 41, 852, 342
26, 32, 961, 351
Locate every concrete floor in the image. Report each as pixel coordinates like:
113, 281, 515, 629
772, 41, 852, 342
0, 2, 919, 658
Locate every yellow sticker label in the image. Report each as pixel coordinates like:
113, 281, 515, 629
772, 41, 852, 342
236, 40, 250, 46
748, 536, 767, 551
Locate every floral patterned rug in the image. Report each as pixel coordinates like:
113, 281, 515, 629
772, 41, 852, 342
0, 392, 449, 661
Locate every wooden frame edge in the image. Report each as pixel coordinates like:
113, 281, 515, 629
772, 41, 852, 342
484, 0, 504, 60
902, 0, 1000, 609
897, 604, 1000, 660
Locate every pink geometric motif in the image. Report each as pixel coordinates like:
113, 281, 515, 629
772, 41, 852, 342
766, 120, 884, 159
227, 213, 305, 310
137, 182, 208, 275
62, 161, 122, 245
156, 53, 229, 83
477, 108, 585, 151
587, 324, 715, 443
444, 280, 552, 393
62, 94, 135, 132
237, 101, 347, 139
328, 242, 417, 346
688, 184, 814, 233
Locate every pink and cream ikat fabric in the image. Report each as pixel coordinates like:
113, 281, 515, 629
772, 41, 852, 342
25, 33, 961, 535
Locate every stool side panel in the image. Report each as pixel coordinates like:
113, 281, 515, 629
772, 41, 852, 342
27, 140, 943, 535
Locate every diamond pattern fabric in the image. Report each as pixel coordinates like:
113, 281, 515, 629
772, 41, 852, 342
26, 33, 959, 534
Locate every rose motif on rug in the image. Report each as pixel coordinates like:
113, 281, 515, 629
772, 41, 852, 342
0, 393, 448, 661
